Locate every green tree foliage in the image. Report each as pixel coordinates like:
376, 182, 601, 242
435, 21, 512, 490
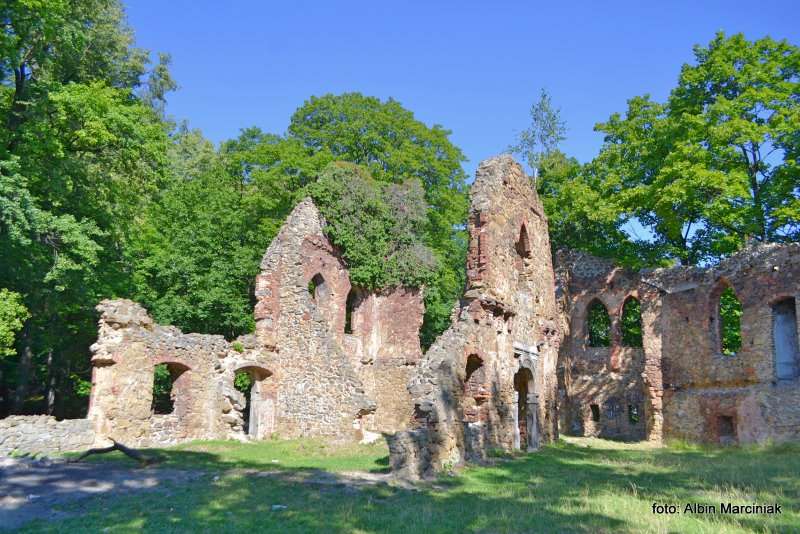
151, 363, 173, 414
719, 287, 743, 356
0, 0, 172, 416
592, 33, 800, 265
234, 371, 253, 395
307, 162, 437, 289
587, 300, 611, 347
510, 89, 567, 181
128, 127, 261, 339
620, 298, 643, 348
288, 94, 469, 348
0, 289, 29, 357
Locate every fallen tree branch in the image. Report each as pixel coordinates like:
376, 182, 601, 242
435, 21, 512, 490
69, 438, 158, 467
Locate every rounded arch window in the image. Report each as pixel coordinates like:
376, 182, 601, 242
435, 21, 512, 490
586, 299, 611, 347
620, 297, 643, 348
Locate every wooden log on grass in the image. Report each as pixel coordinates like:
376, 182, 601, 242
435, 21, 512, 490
69, 438, 157, 467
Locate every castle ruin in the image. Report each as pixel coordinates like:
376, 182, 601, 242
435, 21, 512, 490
2, 156, 798, 479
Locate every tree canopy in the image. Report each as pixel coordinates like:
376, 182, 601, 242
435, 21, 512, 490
0, 3, 796, 421
590, 32, 800, 265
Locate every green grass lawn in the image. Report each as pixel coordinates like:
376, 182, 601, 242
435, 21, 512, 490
67, 437, 391, 473
23, 437, 800, 533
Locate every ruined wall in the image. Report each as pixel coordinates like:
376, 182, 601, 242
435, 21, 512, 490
555, 252, 652, 442
87, 299, 233, 446
0, 416, 95, 455
344, 287, 424, 434
254, 199, 422, 438
651, 243, 800, 444
75, 198, 425, 450
556, 243, 800, 446
389, 156, 561, 479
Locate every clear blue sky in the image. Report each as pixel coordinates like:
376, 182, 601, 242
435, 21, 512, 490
125, 0, 799, 178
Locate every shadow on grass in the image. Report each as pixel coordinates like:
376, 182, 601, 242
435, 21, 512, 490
22, 439, 800, 533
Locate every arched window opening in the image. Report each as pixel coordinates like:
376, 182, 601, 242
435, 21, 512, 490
234, 366, 273, 437
344, 290, 357, 334
718, 286, 742, 356
515, 224, 532, 259
465, 354, 484, 385
587, 299, 611, 347
151, 363, 189, 415
620, 297, 643, 348
307, 273, 326, 302
773, 297, 799, 379
590, 404, 600, 422
628, 404, 640, 424
234, 370, 254, 433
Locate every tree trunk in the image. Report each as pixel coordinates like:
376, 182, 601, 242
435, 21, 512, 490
46, 349, 56, 415
12, 323, 34, 413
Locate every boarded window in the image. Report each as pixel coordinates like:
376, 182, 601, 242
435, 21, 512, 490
773, 298, 799, 379
620, 297, 643, 347
718, 286, 742, 356
590, 404, 600, 422
587, 299, 611, 347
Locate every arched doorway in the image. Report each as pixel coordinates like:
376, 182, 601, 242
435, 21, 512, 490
234, 366, 274, 439
513, 367, 538, 451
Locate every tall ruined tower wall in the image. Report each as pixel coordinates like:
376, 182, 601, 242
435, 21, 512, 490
388, 156, 561, 479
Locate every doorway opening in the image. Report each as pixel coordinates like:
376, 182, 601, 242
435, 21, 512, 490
234, 366, 274, 438
513, 367, 537, 451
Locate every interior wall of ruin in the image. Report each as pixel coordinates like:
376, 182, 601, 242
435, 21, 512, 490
252, 198, 422, 439
653, 243, 800, 444
555, 252, 653, 442
556, 243, 800, 446
87, 299, 232, 446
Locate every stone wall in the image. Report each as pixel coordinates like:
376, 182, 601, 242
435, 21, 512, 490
556, 243, 800, 446
254, 199, 422, 439
555, 251, 652, 442
389, 156, 562, 479
80, 199, 426, 448
652, 243, 800, 444
87, 299, 233, 447
0, 416, 95, 455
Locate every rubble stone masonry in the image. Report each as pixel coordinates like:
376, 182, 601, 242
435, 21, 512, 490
388, 156, 562, 479
557, 243, 800, 445
2, 155, 798, 464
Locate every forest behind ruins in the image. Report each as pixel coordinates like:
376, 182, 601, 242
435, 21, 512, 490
0, 0, 798, 419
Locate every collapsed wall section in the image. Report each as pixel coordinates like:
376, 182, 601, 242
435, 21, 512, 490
388, 156, 561, 479
87, 299, 232, 446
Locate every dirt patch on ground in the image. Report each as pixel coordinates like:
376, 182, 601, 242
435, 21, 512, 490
0, 457, 412, 530
0, 457, 205, 531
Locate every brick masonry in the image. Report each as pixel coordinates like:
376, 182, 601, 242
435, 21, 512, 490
557, 243, 800, 445
388, 156, 562, 479
2, 155, 798, 465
